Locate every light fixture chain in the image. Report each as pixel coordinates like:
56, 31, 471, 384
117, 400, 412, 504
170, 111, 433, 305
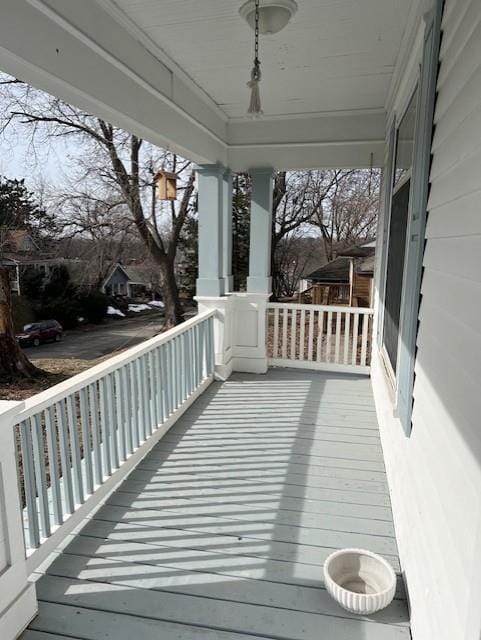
247, 0, 263, 116
254, 0, 260, 65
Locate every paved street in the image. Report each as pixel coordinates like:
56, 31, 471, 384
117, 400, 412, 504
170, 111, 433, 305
23, 316, 164, 361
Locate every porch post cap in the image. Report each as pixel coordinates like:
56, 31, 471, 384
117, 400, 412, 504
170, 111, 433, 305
194, 163, 228, 176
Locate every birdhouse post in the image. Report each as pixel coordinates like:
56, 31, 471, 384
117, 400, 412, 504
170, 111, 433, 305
154, 170, 177, 200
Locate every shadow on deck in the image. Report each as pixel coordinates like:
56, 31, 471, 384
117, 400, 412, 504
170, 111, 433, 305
23, 369, 409, 640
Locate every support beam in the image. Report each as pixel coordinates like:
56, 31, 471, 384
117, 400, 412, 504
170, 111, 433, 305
247, 168, 274, 295
196, 165, 225, 298
222, 168, 233, 292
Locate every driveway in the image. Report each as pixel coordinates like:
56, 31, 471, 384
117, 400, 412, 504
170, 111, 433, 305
23, 316, 164, 361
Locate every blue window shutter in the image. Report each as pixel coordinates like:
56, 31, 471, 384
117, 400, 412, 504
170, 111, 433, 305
396, 0, 443, 435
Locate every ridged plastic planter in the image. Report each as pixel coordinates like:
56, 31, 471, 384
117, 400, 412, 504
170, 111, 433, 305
324, 548, 396, 615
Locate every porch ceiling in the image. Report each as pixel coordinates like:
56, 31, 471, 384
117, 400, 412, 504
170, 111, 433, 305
112, 0, 413, 120
0, 0, 421, 169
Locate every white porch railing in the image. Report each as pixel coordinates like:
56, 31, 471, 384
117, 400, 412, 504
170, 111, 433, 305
267, 303, 374, 374
11, 310, 214, 572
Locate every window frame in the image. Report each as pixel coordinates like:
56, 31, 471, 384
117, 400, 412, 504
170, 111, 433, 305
379, 83, 419, 385
377, 0, 443, 434
396, 1, 443, 434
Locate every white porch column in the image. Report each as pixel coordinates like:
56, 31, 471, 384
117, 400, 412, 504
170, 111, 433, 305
0, 401, 37, 639
228, 168, 273, 375
196, 164, 225, 298
247, 168, 274, 295
222, 168, 234, 293
195, 164, 234, 380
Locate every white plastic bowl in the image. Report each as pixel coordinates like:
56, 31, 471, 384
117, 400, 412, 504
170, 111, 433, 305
323, 548, 396, 615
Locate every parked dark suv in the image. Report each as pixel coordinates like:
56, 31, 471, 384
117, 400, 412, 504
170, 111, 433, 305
16, 320, 63, 347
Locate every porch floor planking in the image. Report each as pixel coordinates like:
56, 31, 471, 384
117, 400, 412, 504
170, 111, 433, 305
23, 369, 409, 640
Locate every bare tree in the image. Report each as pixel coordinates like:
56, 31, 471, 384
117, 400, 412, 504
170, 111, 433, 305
311, 169, 380, 261
271, 170, 344, 298
0, 78, 196, 327
273, 234, 323, 298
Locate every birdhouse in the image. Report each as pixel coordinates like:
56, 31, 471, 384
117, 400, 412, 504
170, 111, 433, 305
154, 170, 177, 200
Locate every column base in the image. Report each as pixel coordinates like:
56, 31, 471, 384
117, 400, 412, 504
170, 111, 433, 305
1, 582, 37, 640
230, 292, 270, 374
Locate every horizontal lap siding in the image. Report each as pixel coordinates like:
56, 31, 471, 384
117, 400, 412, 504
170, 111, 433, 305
373, 1, 481, 638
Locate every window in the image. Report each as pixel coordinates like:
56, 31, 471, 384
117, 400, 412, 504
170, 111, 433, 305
378, 0, 442, 433
382, 88, 418, 375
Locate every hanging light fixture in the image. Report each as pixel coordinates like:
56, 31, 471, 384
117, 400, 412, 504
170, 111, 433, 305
242, 0, 297, 117
239, 0, 298, 35
246, 0, 263, 117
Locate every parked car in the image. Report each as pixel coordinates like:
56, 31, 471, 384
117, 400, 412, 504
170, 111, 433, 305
16, 320, 63, 347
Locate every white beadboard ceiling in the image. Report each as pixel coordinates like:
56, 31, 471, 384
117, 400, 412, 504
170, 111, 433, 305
111, 0, 413, 119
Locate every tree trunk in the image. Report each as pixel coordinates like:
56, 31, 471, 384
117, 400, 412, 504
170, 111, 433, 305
160, 259, 184, 329
0, 268, 42, 381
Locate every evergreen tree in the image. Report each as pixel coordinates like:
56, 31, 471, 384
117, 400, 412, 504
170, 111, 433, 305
0, 176, 53, 235
0, 177, 45, 381
232, 173, 250, 291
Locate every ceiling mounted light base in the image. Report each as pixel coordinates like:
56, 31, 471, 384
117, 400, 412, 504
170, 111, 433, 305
239, 0, 298, 35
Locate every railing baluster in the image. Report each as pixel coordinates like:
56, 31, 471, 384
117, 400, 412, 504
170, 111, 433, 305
352, 312, 360, 366
344, 311, 351, 364
114, 369, 126, 462
30, 415, 50, 539
316, 310, 324, 361
19, 420, 40, 549
159, 344, 166, 423
208, 316, 215, 375
281, 308, 288, 359
172, 338, 178, 409
179, 332, 189, 404
66, 395, 84, 505
88, 384, 103, 485
335, 311, 341, 363
360, 312, 369, 366
166, 341, 173, 415
208, 316, 214, 376
307, 310, 314, 361
122, 366, 134, 455
99, 378, 112, 476
79, 387, 94, 495
290, 309, 297, 360
129, 361, 140, 449
108, 373, 120, 468
299, 309, 306, 360
135, 360, 144, 443
56, 401, 74, 514
150, 350, 160, 430
142, 355, 152, 438
273, 308, 279, 358
192, 325, 198, 389
325, 310, 332, 362
45, 405, 63, 526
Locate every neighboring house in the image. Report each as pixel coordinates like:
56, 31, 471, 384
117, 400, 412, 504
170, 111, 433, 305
304, 239, 375, 307
101, 262, 161, 299
0, 229, 62, 295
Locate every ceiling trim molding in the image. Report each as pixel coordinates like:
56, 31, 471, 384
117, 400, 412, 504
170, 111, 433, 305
229, 139, 384, 149
229, 106, 386, 123
27, 0, 228, 149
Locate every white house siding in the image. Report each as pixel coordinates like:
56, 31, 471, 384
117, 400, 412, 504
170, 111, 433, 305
372, 1, 481, 639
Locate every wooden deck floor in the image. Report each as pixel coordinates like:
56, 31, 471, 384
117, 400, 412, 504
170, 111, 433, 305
23, 369, 409, 640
